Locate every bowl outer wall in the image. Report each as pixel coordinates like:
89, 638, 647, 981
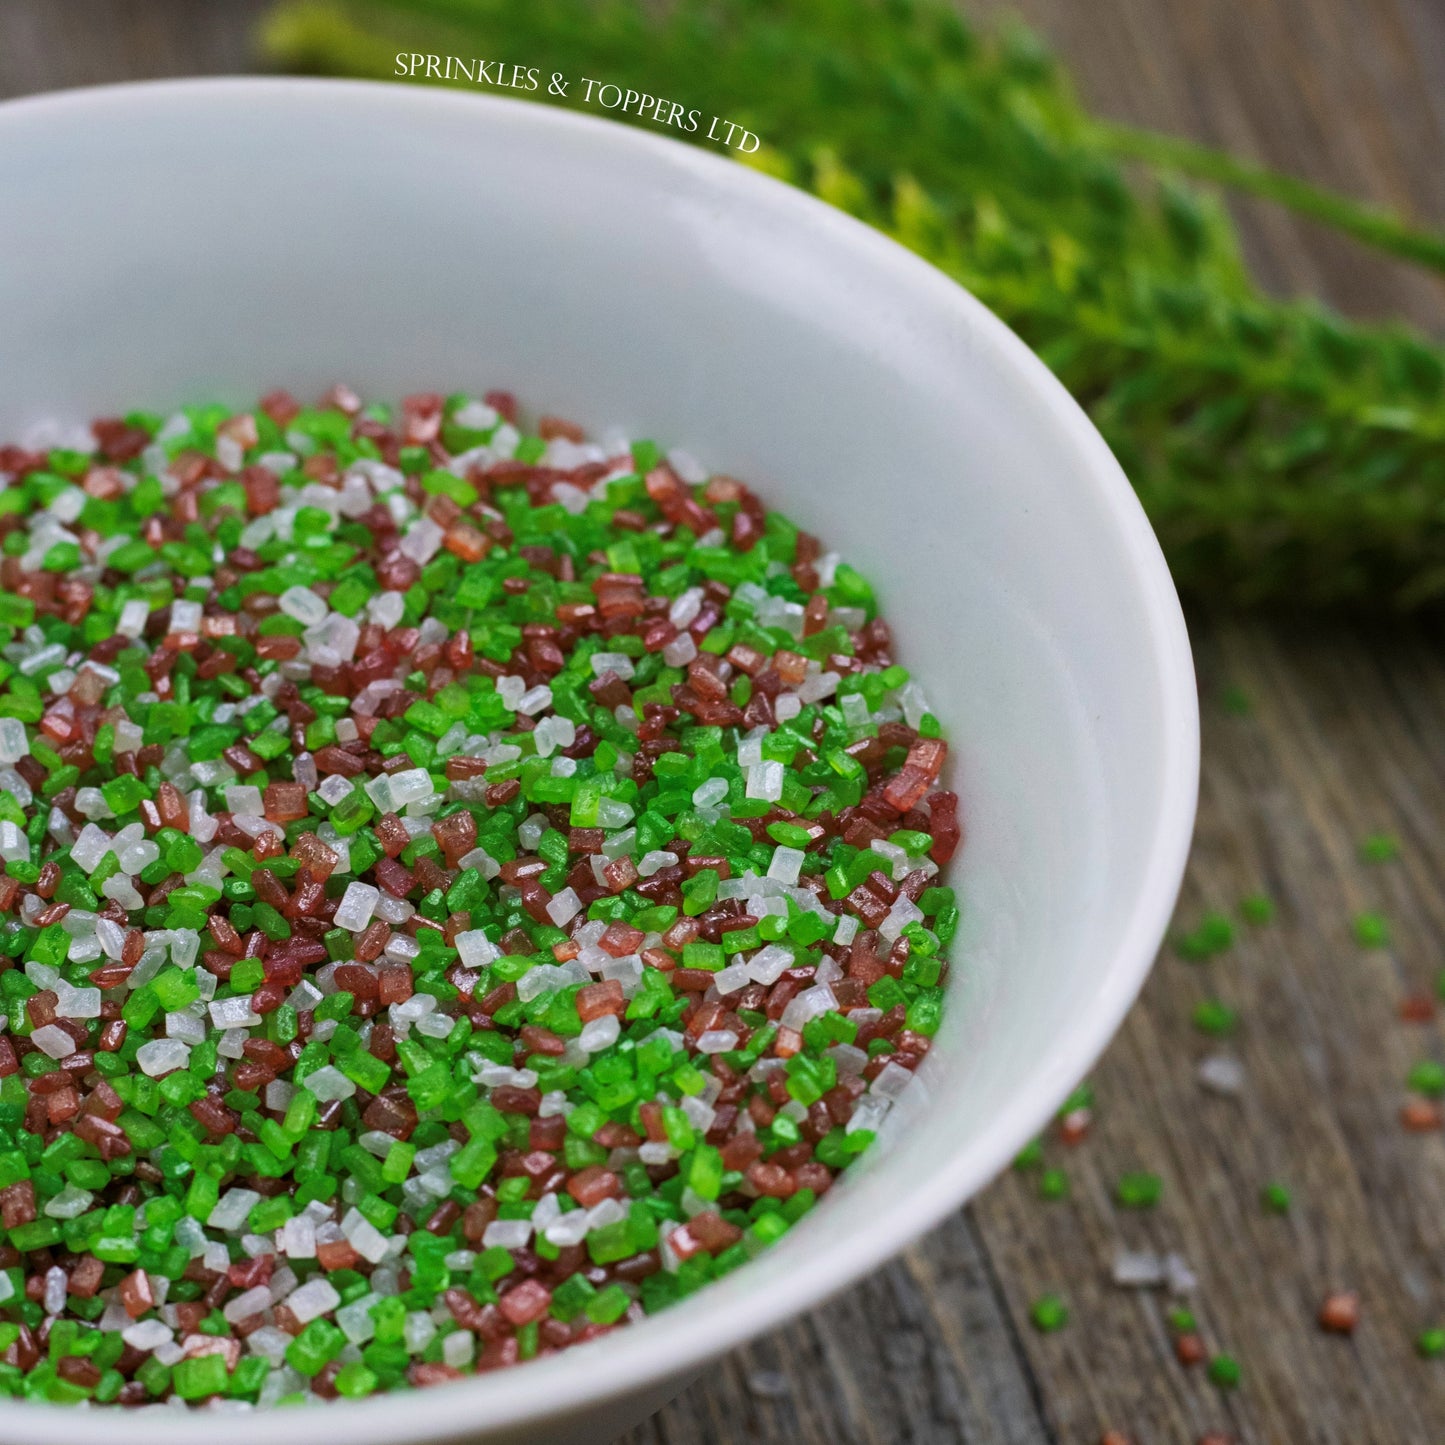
0, 78, 1199, 1444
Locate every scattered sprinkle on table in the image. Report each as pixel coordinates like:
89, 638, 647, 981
1030, 1293, 1068, 1333
1400, 1100, 1444, 1132
1317, 1292, 1359, 1335
1192, 1000, 1238, 1037
1260, 1181, 1292, 1215
1115, 1172, 1163, 1209
1207, 1352, 1241, 1389
1353, 911, 1390, 948
1175, 1331, 1206, 1366
1175, 913, 1234, 961
1038, 1167, 1069, 1202
1399, 993, 1436, 1023
1238, 894, 1274, 926
1406, 1061, 1445, 1097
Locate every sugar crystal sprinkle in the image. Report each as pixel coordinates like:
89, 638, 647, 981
0, 388, 963, 1405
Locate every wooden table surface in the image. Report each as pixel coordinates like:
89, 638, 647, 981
5, 2, 1445, 1440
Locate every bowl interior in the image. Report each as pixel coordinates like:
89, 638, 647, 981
0, 80, 1197, 1443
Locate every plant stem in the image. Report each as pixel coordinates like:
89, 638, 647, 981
1093, 120, 1445, 275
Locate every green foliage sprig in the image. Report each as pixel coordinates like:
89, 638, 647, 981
262, 0, 1445, 610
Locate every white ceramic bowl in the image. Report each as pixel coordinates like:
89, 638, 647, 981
0, 78, 1197, 1445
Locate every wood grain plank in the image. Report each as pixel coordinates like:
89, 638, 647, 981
966, 617, 1445, 1442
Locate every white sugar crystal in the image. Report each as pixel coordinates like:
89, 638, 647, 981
102, 874, 144, 909
54, 981, 101, 1018
833, 914, 860, 947
301, 1065, 356, 1102
638, 850, 678, 878
385, 767, 433, 807
279, 1215, 317, 1259
337, 1292, 379, 1344
596, 796, 634, 828
517, 684, 553, 716
780, 982, 837, 1033
533, 715, 577, 759
1112, 1249, 1165, 1288
368, 591, 406, 628
224, 1285, 273, 1323
696, 1029, 739, 1054
456, 924, 502, 971
399, 517, 444, 564
342, 1208, 390, 1263
116, 599, 150, 639
1165, 1254, 1198, 1294
224, 785, 264, 817
123, 1318, 173, 1350
587, 1197, 627, 1230
713, 962, 750, 995
334, 880, 379, 932
442, 1330, 475, 1368
318, 774, 352, 806
871, 839, 910, 880
36, 1265, 62, 1323
216, 1028, 246, 1060
403, 1310, 437, 1353
286, 1277, 341, 1324
847, 1093, 891, 1134
735, 735, 764, 768
662, 633, 698, 667
590, 652, 635, 680
31, 1024, 76, 1059
165, 1010, 206, 1045
278, 585, 328, 626
0, 822, 27, 864
1197, 1053, 1246, 1096
579, 1015, 620, 1053
136, 1038, 190, 1076
453, 400, 499, 431
208, 1188, 261, 1232
692, 777, 728, 809
0, 768, 30, 808
797, 670, 841, 704
210, 995, 263, 1029
746, 944, 794, 986
870, 1060, 915, 1101
668, 588, 703, 629
767, 846, 805, 885
544, 1211, 592, 1247
117, 838, 160, 874
0, 718, 27, 765
546, 887, 583, 927
44, 1184, 94, 1220
169, 599, 202, 634
746, 761, 784, 802
96, 916, 126, 958
898, 681, 932, 729
879, 895, 924, 943
481, 1218, 532, 1250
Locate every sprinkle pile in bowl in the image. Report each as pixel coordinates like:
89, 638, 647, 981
0, 388, 960, 1407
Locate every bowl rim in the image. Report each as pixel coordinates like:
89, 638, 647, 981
0, 74, 1199, 1442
